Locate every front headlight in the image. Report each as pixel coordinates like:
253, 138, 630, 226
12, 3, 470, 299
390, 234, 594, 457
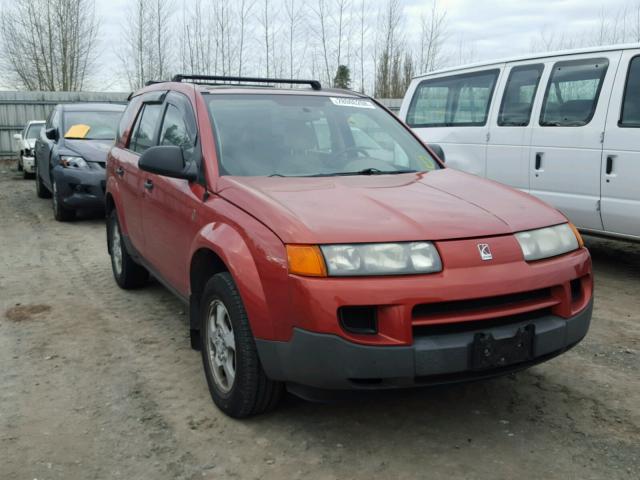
320, 242, 442, 276
515, 223, 581, 261
59, 155, 88, 168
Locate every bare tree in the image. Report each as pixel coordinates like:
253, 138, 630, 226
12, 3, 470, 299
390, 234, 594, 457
313, 0, 334, 85
1, 0, 99, 91
284, 0, 305, 79
237, 0, 255, 76
358, 0, 368, 92
375, 0, 403, 98
418, 0, 446, 74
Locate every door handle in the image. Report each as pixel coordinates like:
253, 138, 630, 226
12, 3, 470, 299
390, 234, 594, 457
535, 152, 543, 170
115, 166, 124, 177
605, 155, 615, 175
144, 179, 154, 191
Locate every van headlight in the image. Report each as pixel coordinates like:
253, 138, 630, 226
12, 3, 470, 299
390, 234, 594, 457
320, 242, 442, 276
515, 223, 582, 261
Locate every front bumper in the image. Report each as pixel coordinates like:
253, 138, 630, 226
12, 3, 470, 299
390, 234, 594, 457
22, 156, 35, 173
52, 166, 105, 210
256, 300, 592, 390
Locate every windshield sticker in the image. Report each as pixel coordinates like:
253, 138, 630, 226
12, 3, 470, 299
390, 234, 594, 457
64, 124, 91, 139
330, 97, 375, 109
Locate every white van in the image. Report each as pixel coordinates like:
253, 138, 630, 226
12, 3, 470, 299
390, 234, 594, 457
400, 44, 640, 241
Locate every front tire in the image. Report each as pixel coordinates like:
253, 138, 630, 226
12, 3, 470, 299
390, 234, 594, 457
107, 210, 149, 289
17, 156, 23, 171
201, 273, 283, 418
35, 161, 51, 199
52, 177, 75, 221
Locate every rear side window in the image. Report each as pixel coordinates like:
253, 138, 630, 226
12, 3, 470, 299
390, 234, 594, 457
498, 64, 544, 126
620, 56, 640, 127
407, 70, 499, 127
129, 104, 163, 154
540, 58, 608, 127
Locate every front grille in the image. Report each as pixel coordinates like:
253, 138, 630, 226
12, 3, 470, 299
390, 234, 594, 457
412, 287, 558, 328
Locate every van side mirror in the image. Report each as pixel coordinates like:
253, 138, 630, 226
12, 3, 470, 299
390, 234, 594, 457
428, 144, 445, 163
13, 133, 21, 141
45, 128, 58, 141
139, 145, 197, 181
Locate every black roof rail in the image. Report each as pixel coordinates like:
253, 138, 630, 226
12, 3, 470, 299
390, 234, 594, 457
171, 74, 322, 91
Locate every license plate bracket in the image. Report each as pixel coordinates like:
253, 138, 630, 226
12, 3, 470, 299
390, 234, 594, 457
471, 325, 535, 370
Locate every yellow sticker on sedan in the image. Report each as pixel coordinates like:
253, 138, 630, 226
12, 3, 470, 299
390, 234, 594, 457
64, 124, 91, 139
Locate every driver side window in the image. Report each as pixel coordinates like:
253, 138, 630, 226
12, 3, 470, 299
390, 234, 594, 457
347, 113, 409, 167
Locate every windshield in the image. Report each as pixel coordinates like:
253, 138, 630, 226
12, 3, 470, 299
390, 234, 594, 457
206, 94, 439, 177
63, 111, 123, 140
25, 123, 44, 139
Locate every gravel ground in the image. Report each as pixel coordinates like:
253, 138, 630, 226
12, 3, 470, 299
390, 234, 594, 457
0, 162, 638, 480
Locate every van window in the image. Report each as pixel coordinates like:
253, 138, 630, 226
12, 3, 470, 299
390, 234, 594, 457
498, 64, 544, 126
407, 70, 499, 127
540, 58, 608, 127
620, 56, 640, 127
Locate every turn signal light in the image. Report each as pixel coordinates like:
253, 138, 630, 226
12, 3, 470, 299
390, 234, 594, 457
569, 223, 585, 248
286, 245, 327, 277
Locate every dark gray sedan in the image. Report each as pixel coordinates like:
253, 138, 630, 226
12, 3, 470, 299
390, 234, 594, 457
35, 103, 125, 221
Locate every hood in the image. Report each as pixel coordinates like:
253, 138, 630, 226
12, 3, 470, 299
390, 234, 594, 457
63, 139, 114, 163
216, 169, 566, 244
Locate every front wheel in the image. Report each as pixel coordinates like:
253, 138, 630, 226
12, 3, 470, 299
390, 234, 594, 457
201, 273, 283, 418
35, 161, 51, 199
52, 177, 75, 221
107, 210, 149, 289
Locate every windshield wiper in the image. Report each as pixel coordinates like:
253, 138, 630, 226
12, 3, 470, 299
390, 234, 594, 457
308, 168, 418, 177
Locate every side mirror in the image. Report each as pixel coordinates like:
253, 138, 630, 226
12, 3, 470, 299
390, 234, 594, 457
13, 133, 22, 141
139, 145, 197, 181
45, 128, 58, 141
428, 144, 445, 163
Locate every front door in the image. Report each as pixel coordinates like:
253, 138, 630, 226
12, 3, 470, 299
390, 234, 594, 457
601, 50, 640, 238
529, 52, 621, 230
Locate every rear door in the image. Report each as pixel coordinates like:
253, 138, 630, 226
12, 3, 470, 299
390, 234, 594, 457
529, 52, 621, 230
110, 93, 157, 250
403, 67, 502, 177
486, 63, 545, 191
141, 92, 202, 295
601, 50, 640, 238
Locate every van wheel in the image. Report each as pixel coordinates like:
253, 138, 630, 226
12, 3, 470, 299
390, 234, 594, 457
17, 156, 23, 171
108, 210, 149, 289
201, 273, 283, 418
35, 162, 51, 199
52, 177, 75, 221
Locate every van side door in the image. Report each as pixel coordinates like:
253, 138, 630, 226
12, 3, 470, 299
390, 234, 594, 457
529, 52, 621, 230
486, 63, 544, 192
403, 67, 501, 177
601, 50, 640, 238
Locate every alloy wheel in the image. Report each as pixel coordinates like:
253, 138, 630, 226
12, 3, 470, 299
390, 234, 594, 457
205, 300, 236, 393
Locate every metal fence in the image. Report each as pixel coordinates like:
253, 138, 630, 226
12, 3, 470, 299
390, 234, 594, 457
0, 91, 129, 159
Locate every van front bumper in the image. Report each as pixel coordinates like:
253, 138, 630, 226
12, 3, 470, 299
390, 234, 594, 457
256, 300, 592, 390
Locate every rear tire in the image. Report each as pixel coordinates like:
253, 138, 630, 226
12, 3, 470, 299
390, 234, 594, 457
17, 156, 23, 172
35, 161, 51, 199
52, 177, 75, 222
200, 273, 283, 418
108, 210, 149, 289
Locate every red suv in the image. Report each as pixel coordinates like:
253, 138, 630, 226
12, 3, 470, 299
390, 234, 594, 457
106, 75, 593, 418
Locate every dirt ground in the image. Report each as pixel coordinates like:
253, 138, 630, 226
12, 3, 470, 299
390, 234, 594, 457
0, 162, 638, 480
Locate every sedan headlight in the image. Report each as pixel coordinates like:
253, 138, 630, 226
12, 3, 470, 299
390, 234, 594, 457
59, 155, 88, 168
515, 223, 582, 261
320, 242, 442, 276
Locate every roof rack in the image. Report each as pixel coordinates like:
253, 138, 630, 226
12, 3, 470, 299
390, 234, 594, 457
171, 74, 322, 91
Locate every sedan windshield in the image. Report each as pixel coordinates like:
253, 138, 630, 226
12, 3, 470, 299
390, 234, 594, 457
206, 94, 440, 177
63, 111, 123, 140
25, 123, 44, 139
